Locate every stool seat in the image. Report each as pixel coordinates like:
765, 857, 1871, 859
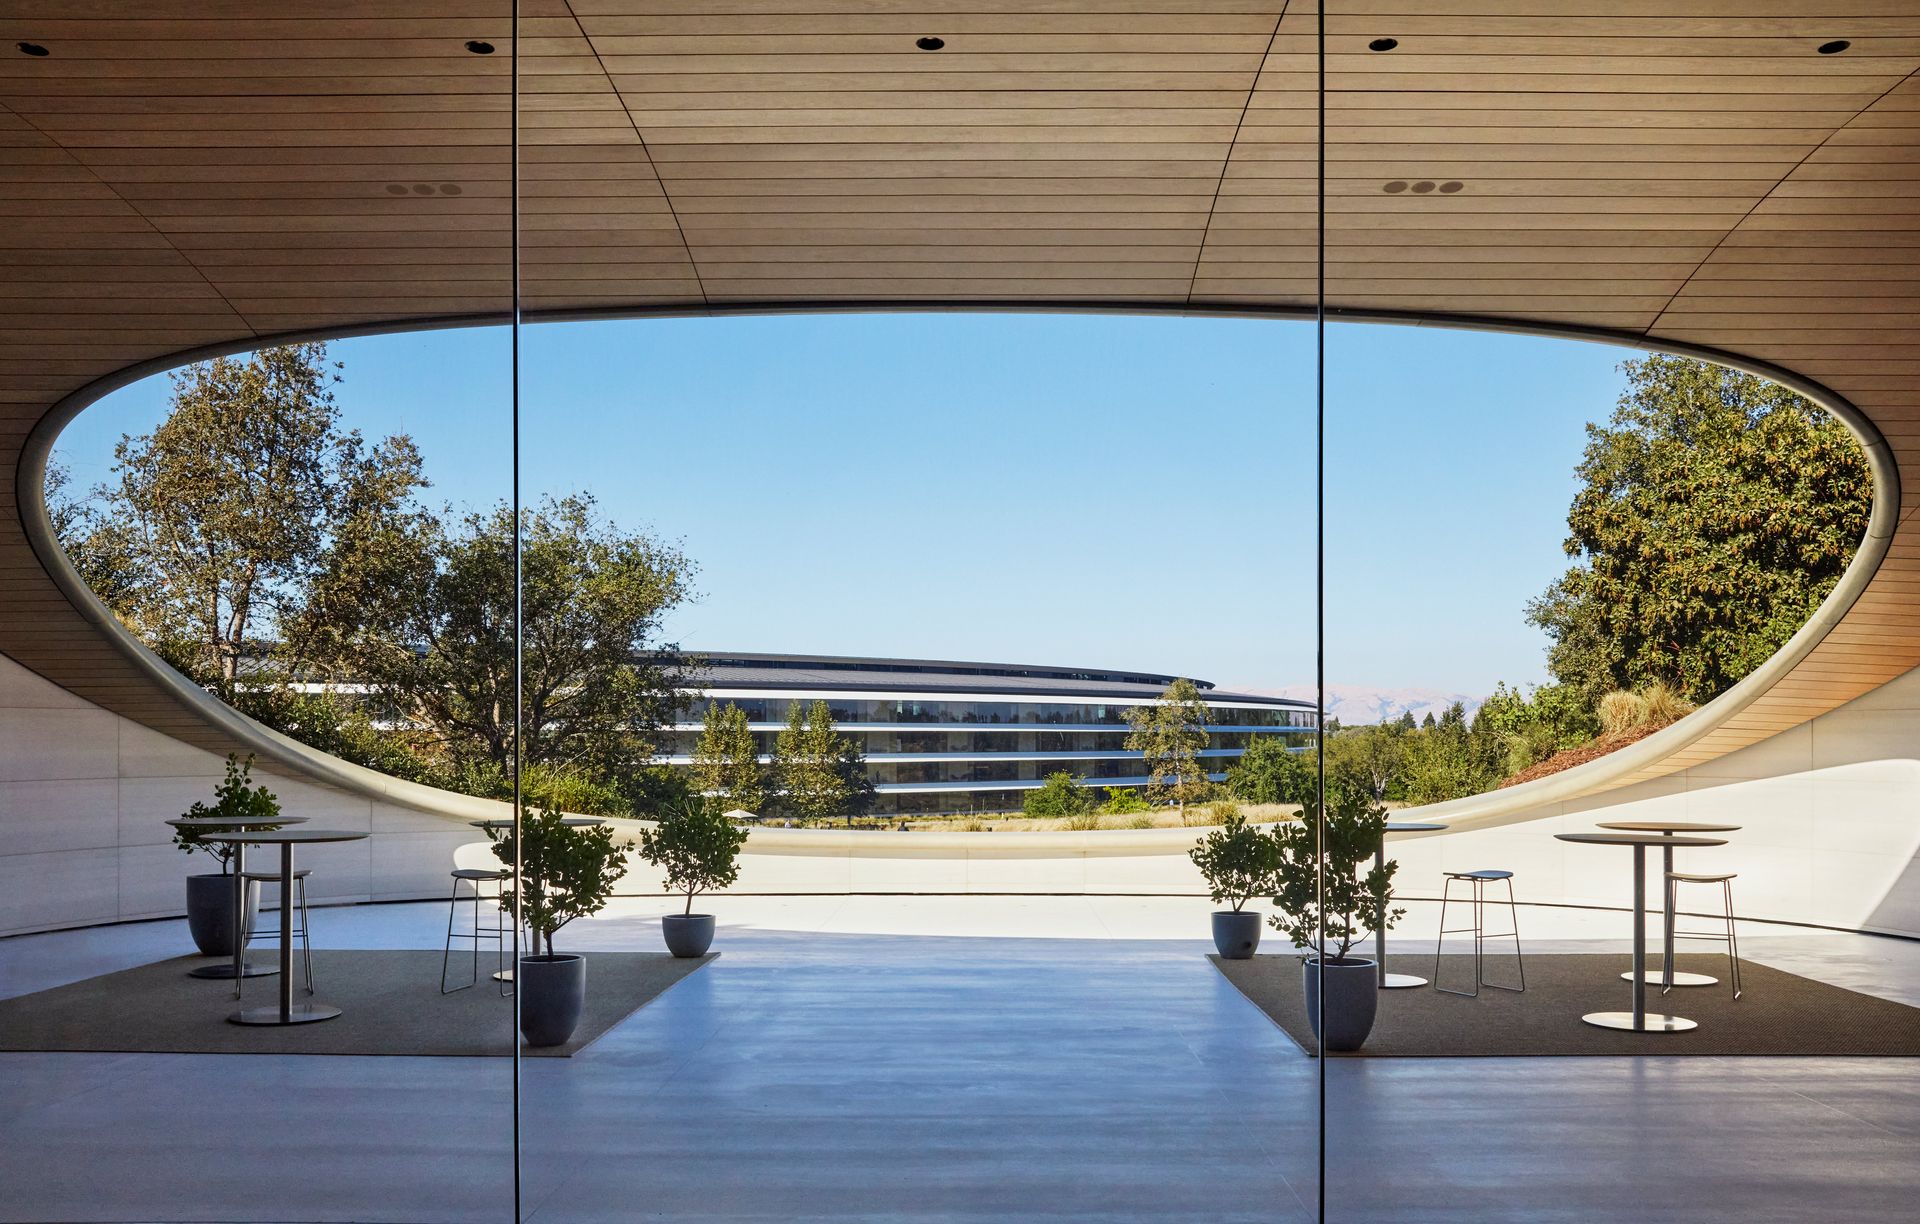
241, 868, 311, 882
452, 868, 509, 881
1434, 869, 1524, 996
1668, 871, 1736, 883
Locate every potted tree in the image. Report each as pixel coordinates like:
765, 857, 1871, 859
1189, 808, 1278, 958
637, 800, 748, 958
172, 754, 283, 956
491, 808, 626, 1047
1269, 782, 1400, 1053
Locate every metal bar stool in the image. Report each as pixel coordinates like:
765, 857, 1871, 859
241, 867, 313, 994
442, 867, 512, 995
1664, 871, 1742, 999
1433, 869, 1525, 997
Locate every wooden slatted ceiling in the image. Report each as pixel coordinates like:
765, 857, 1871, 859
0, 1, 1915, 795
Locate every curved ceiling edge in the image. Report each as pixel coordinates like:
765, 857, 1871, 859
16, 303, 1897, 825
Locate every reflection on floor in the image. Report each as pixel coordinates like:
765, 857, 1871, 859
1, 895, 1915, 1222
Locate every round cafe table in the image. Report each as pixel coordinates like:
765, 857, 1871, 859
1555, 831, 1727, 1033
1597, 820, 1741, 989
165, 815, 308, 981
200, 828, 369, 1026
1376, 822, 1448, 989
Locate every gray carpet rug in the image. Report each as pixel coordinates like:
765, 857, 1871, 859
1210, 952, 1920, 1057
0, 949, 714, 1058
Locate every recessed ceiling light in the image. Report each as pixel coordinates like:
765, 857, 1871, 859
17, 41, 49, 56
916, 36, 945, 51
411, 184, 435, 195
439, 183, 463, 196
1438, 181, 1464, 194
1368, 38, 1398, 52
1817, 40, 1850, 55
1410, 181, 1436, 194
465, 40, 495, 55
385, 184, 408, 196
1382, 181, 1408, 193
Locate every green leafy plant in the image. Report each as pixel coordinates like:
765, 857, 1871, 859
1188, 810, 1279, 912
491, 808, 626, 957
1267, 782, 1400, 961
1227, 736, 1315, 806
173, 753, 282, 873
636, 800, 749, 916
1099, 786, 1150, 816
1024, 771, 1098, 825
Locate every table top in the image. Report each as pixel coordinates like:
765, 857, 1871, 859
1385, 822, 1448, 833
1596, 820, 1741, 834
1556, 832, 1728, 849
468, 817, 606, 829
166, 815, 309, 828
197, 828, 371, 846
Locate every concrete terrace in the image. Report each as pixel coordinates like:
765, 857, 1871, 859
3, 896, 1915, 1224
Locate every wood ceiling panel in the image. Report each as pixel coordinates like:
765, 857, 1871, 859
0, 1, 1915, 799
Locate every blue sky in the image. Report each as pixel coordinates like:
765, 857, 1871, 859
58, 313, 1630, 698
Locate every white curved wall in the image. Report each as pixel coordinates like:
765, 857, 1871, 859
0, 651, 475, 936
11, 642, 1920, 941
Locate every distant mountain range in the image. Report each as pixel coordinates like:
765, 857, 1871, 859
1247, 683, 1484, 727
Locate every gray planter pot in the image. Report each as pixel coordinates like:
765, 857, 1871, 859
1211, 910, 1262, 959
662, 913, 715, 958
185, 872, 259, 957
1303, 957, 1380, 1054
518, 954, 586, 1048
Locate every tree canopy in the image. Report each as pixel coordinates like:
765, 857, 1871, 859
1528, 354, 1871, 705
67, 343, 428, 687
1125, 678, 1213, 813
59, 344, 697, 816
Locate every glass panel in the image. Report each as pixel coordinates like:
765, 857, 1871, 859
0, 6, 520, 1222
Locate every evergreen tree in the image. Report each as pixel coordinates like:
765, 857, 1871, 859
691, 702, 767, 816
773, 700, 857, 823
1124, 677, 1213, 815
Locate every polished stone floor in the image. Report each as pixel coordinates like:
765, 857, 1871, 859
1, 896, 1915, 1222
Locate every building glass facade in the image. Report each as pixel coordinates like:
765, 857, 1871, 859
667, 653, 1316, 817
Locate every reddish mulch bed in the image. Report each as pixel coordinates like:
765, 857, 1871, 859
1497, 722, 1665, 788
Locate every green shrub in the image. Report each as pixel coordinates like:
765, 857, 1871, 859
492, 808, 626, 956
1099, 786, 1150, 815
1023, 771, 1097, 821
173, 754, 283, 873
1188, 810, 1278, 912
1268, 782, 1400, 961
637, 801, 749, 916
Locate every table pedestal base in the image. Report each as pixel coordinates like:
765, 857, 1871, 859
188, 962, 278, 980
1581, 1010, 1697, 1033
1380, 973, 1428, 989
229, 1002, 341, 1026
1621, 969, 1718, 987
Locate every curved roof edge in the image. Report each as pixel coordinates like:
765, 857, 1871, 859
17, 303, 1896, 822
